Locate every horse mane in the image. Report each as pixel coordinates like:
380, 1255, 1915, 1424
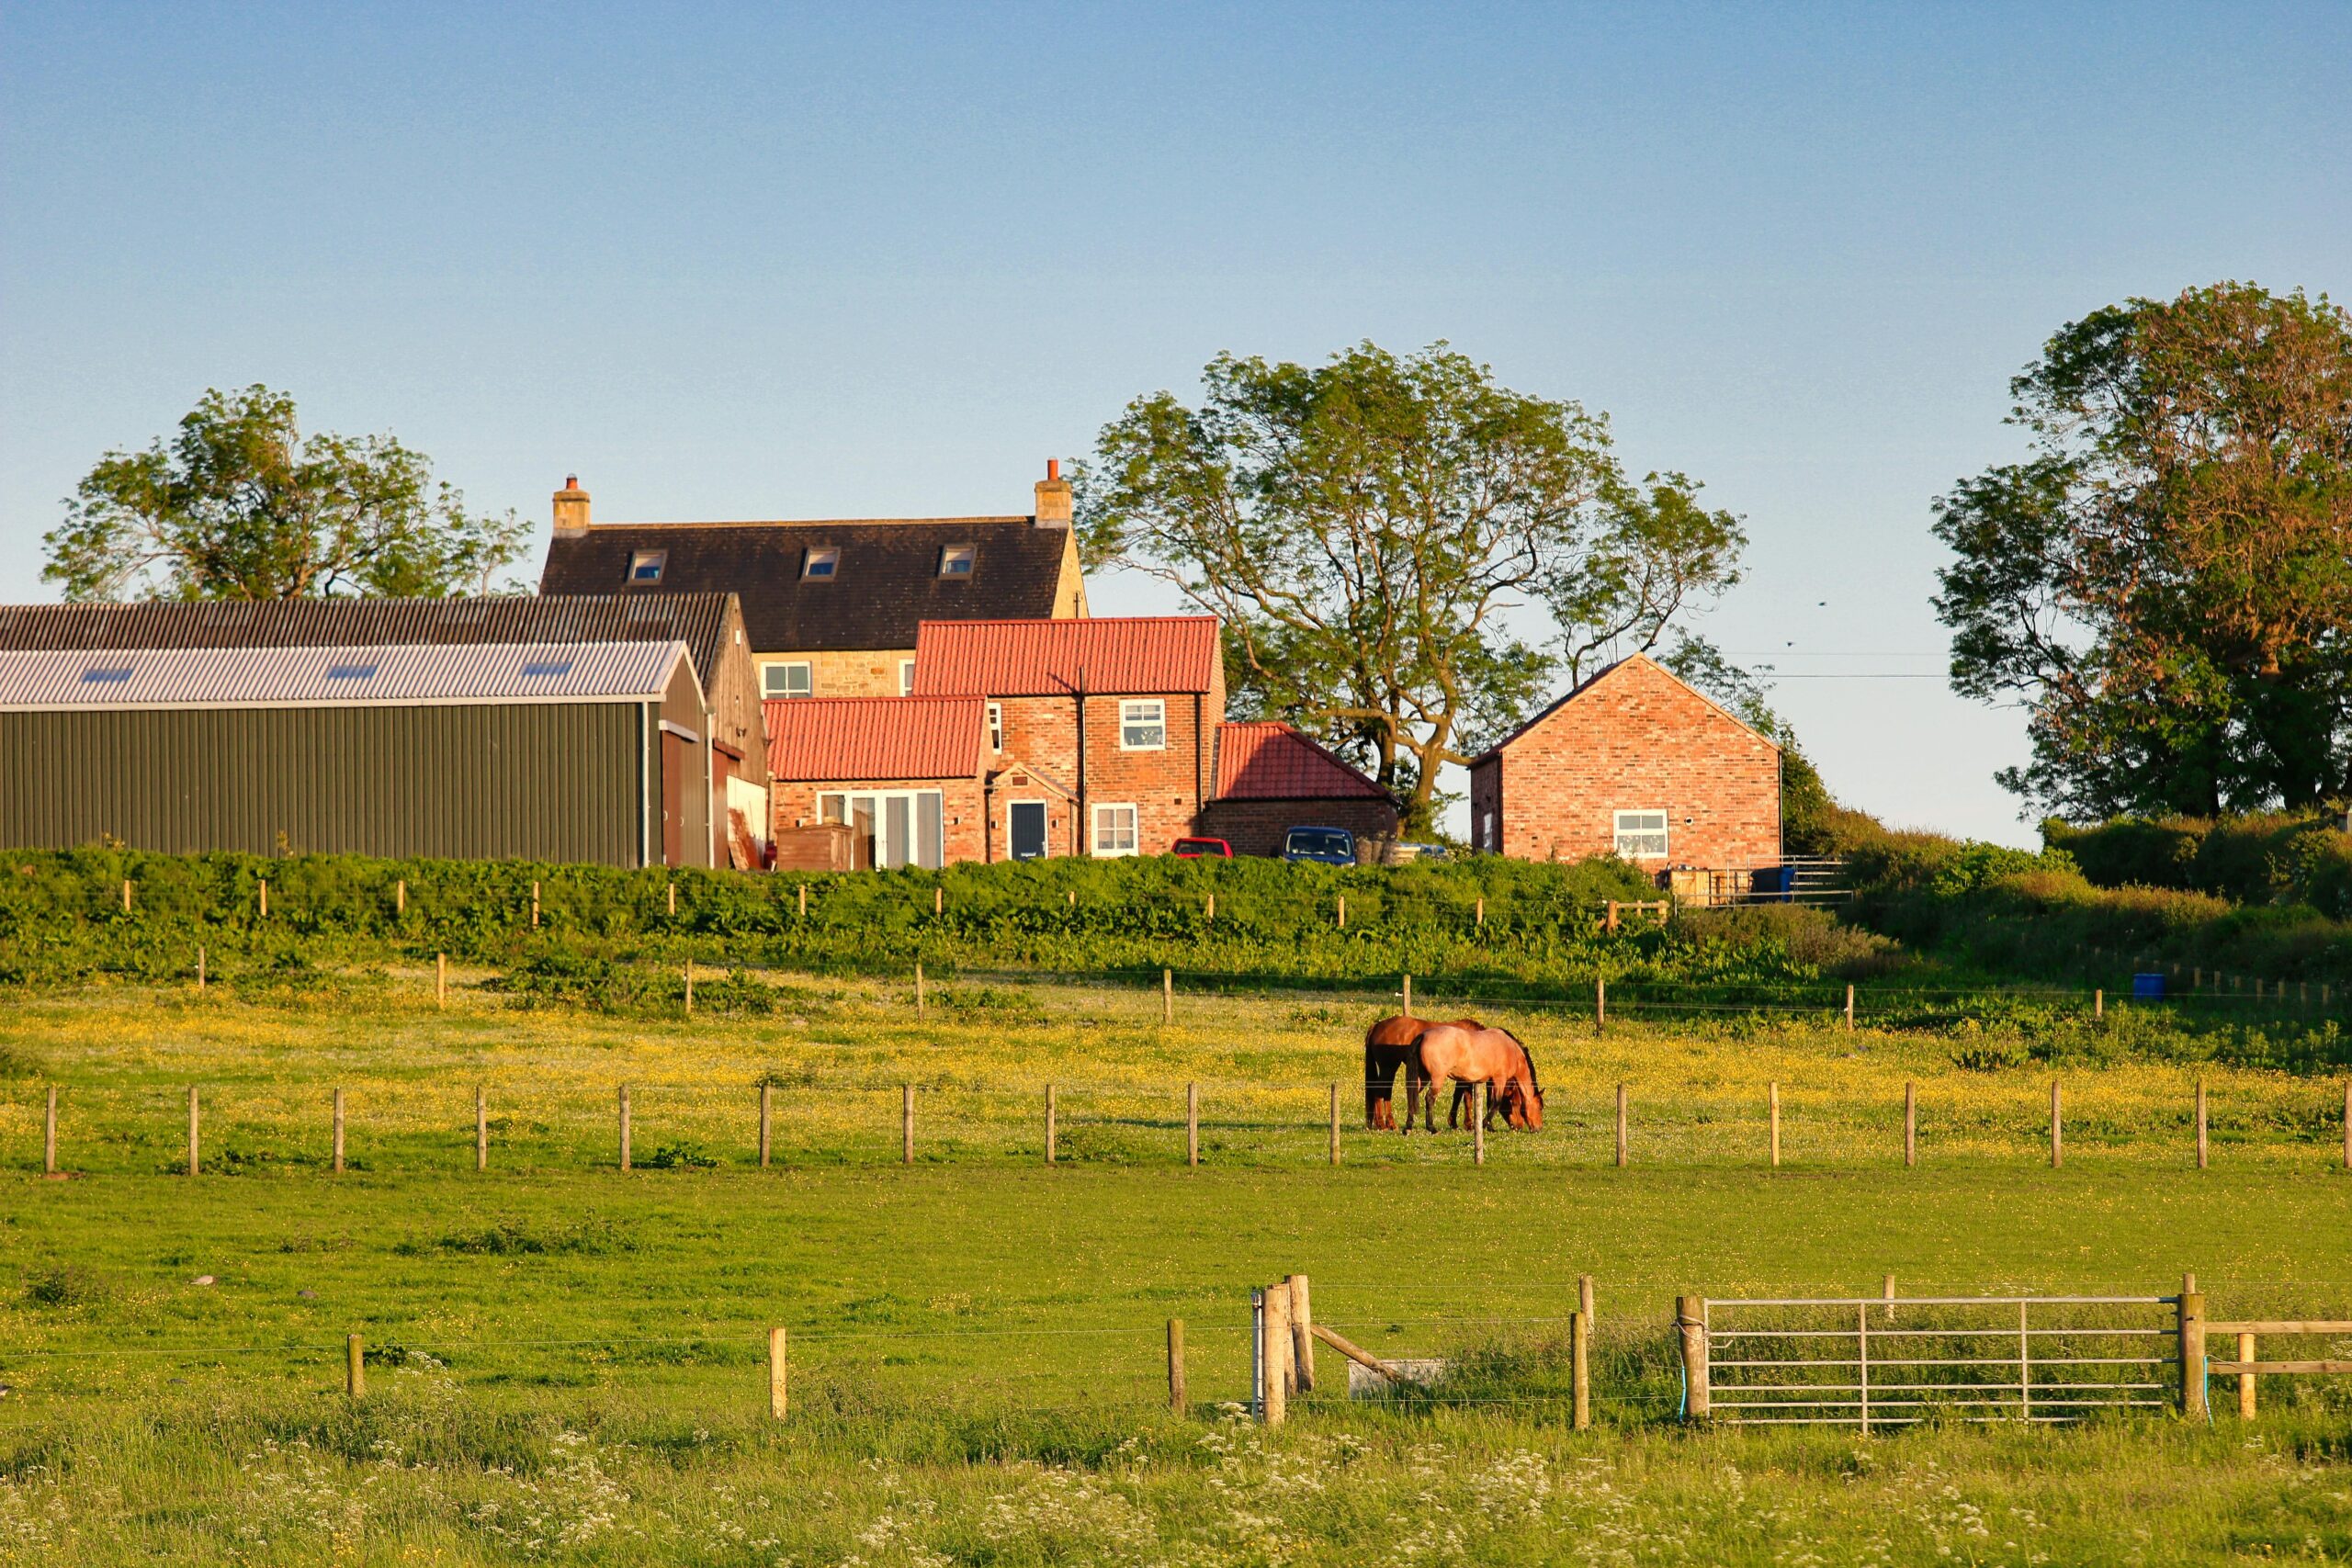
1494, 1026, 1539, 1091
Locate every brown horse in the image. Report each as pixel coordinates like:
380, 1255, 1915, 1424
1363, 1013, 1484, 1130
1404, 1024, 1544, 1134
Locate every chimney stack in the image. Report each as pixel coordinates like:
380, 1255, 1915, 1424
1034, 457, 1071, 528
552, 475, 591, 533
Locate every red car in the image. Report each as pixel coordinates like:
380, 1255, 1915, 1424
1171, 837, 1232, 858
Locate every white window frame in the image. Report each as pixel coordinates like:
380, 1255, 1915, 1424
627, 548, 666, 584
899, 659, 917, 696
939, 543, 976, 577
802, 547, 840, 580
1613, 809, 1669, 861
763, 660, 812, 699
1119, 698, 1166, 751
987, 701, 1003, 751
1482, 810, 1496, 851
819, 788, 945, 868
1091, 802, 1140, 858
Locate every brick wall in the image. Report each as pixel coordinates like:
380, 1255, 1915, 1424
994, 691, 1217, 856
1195, 796, 1400, 858
771, 775, 986, 865
1487, 656, 1780, 869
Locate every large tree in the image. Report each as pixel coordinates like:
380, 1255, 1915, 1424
1932, 283, 2352, 818
44, 385, 529, 601
1078, 343, 1746, 830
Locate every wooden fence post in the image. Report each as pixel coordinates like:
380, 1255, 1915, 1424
1904, 1081, 1917, 1168
914, 963, 925, 1016
1614, 1082, 1628, 1168
475, 1085, 488, 1172
531, 881, 540, 928
1337, 894, 1346, 929
796, 883, 804, 919
2237, 1331, 2257, 1419
1474, 1083, 1487, 1166
121, 879, 131, 913
1288, 1274, 1315, 1393
1845, 984, 1855, 1032
1205, 892, 1214, 921
347, 1334, 365, 1400
1676, 1296, 1709, 1418
1605, 899, 1620, 933
1596, 977, 1607, 1035
1045, 1084, 1057, 1166
1186, 1082, 1200, 1168
333, 1088, 345, 1174
435, 953, 447, 1008
1580, 1272, 1597, 1325
933, 886, 943, 917
1329, 1083, 1340, 1166
759, 1083, 772, 1168
2197, 1079, 2209, 1169
2178, 1280, 2207, 1418
258, 879, 268, 919
1402, 973, 1411, 1015
396, 878, 406, 916
769, 1326, 788, 1420
901, 1085, 914, 1165
1162, 966, 1172, 1024
1571, 1307, 1591, 1430
2094, 987, 2104, 1021
43, 1086, 57, 1176
684, 960, 694, 1014
1769, 1080, 1781, 1168
1167, 1318, 1187, 1412
1475, 895, 1484, 928
618, 1085, 631, 1171
197, 945, 206, 992
187, 1086, 199, 1177
2050, 1079, 2063, 1168
1262, 1281, 1291, 1425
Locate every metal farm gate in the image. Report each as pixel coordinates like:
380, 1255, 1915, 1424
1697, 1293, 2181, 1429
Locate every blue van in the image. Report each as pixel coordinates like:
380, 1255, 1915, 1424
1283, 827, 1357, 865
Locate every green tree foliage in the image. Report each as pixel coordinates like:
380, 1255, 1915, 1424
43, 385, 530, 601
1933, 283, 2352, 818
1079, 343, 1746, 831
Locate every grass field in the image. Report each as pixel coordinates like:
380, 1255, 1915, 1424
5, 975, 2352, 1564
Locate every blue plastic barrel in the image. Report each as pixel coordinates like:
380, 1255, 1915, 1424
2132, 972, 2165, 1001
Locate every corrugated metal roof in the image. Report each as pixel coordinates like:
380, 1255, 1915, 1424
763, 695, 985, 782
0, 642, 688, 711
1214, 722, 1391, 801
0, 595, 736, 691
911, 616, 1219, 696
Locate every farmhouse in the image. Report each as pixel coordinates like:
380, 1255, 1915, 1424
0, 594, 770, 867
537, 466, 1088, 703
0, 640, 715, 866
1467, 652, 1781, 875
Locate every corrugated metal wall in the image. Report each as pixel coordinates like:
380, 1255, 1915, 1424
0, 703, 648, 863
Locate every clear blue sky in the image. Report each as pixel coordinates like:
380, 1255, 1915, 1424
5, 3, 2346, 842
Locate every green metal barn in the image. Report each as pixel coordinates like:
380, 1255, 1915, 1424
0, 640, 713, 865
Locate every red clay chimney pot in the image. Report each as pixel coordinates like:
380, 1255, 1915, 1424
1046, 458, 1060, 481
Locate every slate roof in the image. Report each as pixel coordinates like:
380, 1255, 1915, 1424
0, 641, 688, 710
762, 695, 986, 782
1467, 652, 1780, 764
0, 595, 735, 694
911, 616, 1220, 696
539, 519, 1070, 652
1213, 723, 1391, 801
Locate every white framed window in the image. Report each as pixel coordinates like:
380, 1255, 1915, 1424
627, 549, 666, 583
818, 789, 944, 869
1119, 698, 1166, 750
802, 547, 839, 580
987, 701, 1003, 751
1613, 809, 1669, 860
939, 544, 976, 577
899, 659, 917, 696
1481, 810, 1496, 851
763, 661, 812, 699
1091, 803, 1139, 857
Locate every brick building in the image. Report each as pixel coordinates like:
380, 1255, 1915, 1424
1199, 722, 1399, 855
763, 696, 990, 868
538, 464, 1088, 703
1467, 653, 1781, 873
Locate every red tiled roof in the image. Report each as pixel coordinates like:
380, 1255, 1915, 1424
911, 616, 1219, 696
763, 696, 984, 782
1214, 722, 1390, 801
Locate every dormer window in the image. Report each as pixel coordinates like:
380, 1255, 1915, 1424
939, 544, 976, 577
803, 547, 840, 580
627, 549, 666, 584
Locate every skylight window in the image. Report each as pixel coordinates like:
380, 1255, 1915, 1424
80, 667, 132, 683
803, 547, 840, 580
939, 544, 976, 577
325, 664, 379, 681
521, 660, 574, 677
627, 549, 666, 583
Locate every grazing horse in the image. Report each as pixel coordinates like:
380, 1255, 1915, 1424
1363, 1014, 1484, 1130
1404, 1024, 1544, 1134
